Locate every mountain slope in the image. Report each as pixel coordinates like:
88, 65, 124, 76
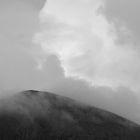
0, 90, 139, 140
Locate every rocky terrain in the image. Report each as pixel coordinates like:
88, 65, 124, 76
0, 90, 139, 140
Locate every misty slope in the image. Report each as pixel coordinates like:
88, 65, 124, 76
0, 90, 139, 140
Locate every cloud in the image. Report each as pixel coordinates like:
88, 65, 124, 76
33, 0, 140, 92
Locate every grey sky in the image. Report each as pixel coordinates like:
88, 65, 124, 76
104, 0, 140, 43
1, 0, 140, 124
0, 0, 48, 91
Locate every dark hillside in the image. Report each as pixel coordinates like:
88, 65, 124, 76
0, 90, 139, 140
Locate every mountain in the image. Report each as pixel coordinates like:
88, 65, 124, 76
0, 90, 139, 140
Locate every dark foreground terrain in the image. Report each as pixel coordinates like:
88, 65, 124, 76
0, 90, 139, 140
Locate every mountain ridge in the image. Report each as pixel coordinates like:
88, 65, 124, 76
0, 90, 139, 140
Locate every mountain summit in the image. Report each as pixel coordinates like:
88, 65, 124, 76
0, 90, 139, 140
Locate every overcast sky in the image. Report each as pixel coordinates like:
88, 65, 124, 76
1, 0, 140, 124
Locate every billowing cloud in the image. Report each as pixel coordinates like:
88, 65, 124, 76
33, 0, 140, 92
